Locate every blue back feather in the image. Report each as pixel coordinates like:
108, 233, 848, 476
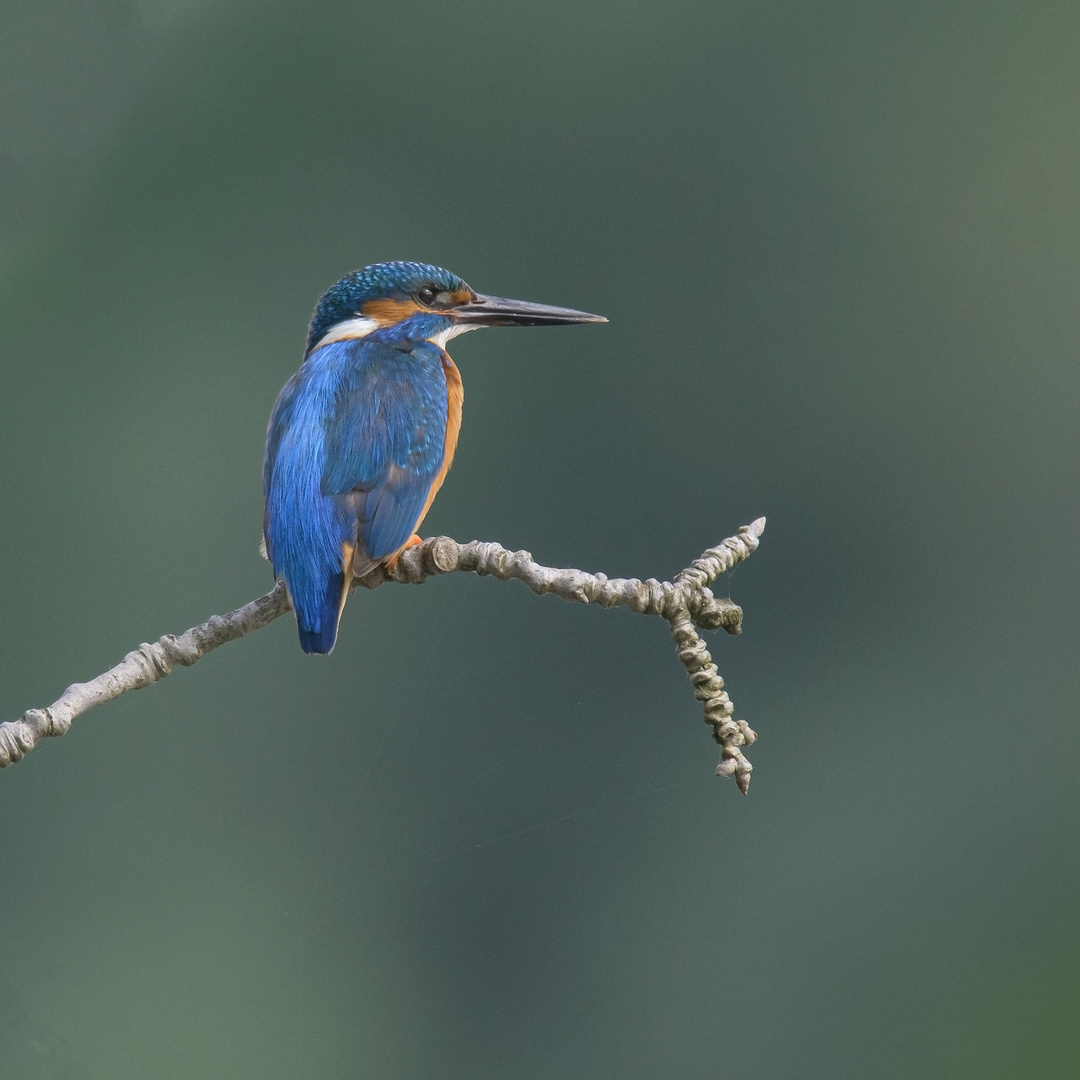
264, 336, 448, 653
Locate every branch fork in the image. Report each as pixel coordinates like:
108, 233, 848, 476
0, 519, 765, 792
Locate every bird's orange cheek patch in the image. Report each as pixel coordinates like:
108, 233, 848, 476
362, 298, 422, 326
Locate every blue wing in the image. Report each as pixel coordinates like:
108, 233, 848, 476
263, 338, 448, 652
321, 339, 448, 569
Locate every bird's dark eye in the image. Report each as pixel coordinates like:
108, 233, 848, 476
417, 285, 437, 306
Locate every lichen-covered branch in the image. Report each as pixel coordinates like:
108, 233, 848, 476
0, 585, 291, 769
0, 518, 765, 791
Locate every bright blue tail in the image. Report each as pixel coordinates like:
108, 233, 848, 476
296, 572, 346, 654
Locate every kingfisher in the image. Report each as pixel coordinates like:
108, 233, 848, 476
263, 260, 606, 654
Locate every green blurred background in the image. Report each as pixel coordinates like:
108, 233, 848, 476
1, 0, 1078, 1076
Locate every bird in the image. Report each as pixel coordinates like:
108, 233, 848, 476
263, 260, 606, 654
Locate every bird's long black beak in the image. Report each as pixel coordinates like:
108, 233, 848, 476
453, 294, 607, 327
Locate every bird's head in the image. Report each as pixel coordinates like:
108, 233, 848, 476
305, 260, 606, 356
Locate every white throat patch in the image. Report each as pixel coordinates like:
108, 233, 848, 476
427, 322, 481, 350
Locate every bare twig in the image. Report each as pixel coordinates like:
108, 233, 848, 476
0, 519, 765, 790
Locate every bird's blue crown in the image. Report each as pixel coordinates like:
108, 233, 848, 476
306, 261, 468, 355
